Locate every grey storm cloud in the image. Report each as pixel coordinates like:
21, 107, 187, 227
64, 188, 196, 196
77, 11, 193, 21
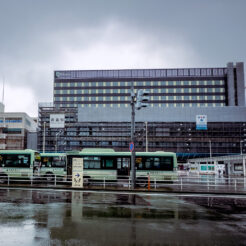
0, 0, 245, 116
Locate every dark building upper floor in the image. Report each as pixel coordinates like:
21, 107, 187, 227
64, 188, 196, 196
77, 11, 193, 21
37, 105, 246, 160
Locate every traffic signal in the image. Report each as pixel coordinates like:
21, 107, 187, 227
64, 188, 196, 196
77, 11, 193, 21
135, 89, 150, 110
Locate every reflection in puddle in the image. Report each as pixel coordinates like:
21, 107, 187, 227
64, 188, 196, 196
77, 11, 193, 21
0, 189, 246, 245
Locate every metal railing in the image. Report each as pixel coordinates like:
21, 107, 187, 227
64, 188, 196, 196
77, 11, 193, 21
1, 173, 246, 193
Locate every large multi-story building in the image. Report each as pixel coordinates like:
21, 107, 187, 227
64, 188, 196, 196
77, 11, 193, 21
53, 62, 244, 108
38, 62, 246, 162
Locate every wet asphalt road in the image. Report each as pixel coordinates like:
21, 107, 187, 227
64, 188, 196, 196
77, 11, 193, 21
0, 188, 246, 246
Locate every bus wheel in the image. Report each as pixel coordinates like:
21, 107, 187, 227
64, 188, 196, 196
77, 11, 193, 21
45, 173, 54, 182
83, 176, 91, 186
136, 177, 148, 188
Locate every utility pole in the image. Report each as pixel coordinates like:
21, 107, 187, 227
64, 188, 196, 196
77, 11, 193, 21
209, 140, 212, 158
145, 121, 148, 152
130, 85, 150, 189
55, 132, 58, 153
130, 83, 136, 189
43, 122, 46, 153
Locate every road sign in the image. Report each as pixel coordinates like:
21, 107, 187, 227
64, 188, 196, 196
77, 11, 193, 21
129, 142, 134, 152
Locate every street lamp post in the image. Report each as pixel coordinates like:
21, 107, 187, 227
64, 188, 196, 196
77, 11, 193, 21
42, 122, 46, 153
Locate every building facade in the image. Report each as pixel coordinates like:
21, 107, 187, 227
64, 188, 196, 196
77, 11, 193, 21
54, 62, 244, 108
0, 111, 37, 150
38, 62, 245, 162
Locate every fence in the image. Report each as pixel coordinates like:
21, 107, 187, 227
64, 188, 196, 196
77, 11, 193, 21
1, 173, 246, 193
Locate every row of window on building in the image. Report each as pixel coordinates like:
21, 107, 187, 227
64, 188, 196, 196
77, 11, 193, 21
0, 118, 22, 123
54, 95, 225, 102
54, 80, 225, 88
54, 103, 226, 108
55, 68, 226, 80
54, 87, 225, 95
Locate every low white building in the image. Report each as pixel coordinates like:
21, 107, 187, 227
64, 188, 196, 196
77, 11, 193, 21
188, 155, 246, 176
0, 106, 37, 150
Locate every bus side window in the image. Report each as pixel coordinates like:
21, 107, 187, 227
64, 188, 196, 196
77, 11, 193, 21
0, 155, 3, 166
105, 159, 113, 168
52, 157, 66, 168
102, 158, 115, 169
160, 157, 173, 171
84, 157, 100, 169
84, 160, 89, 169
145, 158, 153, 169
153, 158, 160, 169
5, 154, 30, 168
93, 158, 100, 168
42, 157, 49, 167
136, 158, 143, 170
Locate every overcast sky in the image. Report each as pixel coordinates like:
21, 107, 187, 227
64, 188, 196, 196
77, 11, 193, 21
0, 0, 245, 117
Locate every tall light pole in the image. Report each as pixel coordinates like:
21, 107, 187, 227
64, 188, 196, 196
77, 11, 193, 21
42, 122, 46, 153
145, 121, 148, 152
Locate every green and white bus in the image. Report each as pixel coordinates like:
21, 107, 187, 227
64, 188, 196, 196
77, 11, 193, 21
40, 153, 67, 181
66, 148, 178, 185
0, 149, 41, 181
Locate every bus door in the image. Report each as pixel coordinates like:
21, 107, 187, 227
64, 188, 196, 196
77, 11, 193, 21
117, 157, 130, 178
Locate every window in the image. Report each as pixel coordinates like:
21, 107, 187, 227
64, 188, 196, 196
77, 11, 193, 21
136, 156, 173, 170
83, 157, 101, 169
136, 157, 143, 169
5, 118, 22, 123
0, 154, 31, 168
41, 156, 66, 168
3, 128, 22, 134
234, 163, 243, 171
201, 165, 207, 171
101, 157, 116, 169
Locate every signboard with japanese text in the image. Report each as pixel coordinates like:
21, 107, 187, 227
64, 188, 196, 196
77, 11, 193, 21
72, 158, 83, 188
50, 114, 65, 128
196, 115, 207, 130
